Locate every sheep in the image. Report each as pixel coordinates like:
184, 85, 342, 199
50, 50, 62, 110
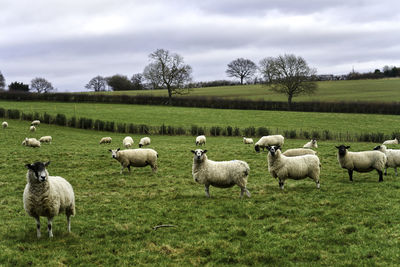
195, 135, 206, 146
191, 149, 251, 198
243, 137, 254, 145
303, 139, 318, 149
23, 161, 75, 238
31, 120, 40, 126
22, 138, 41, 148
139, 137, 151, 148
109, 148, 158, 174
2, 121, 8, 129
282, 148, 317, 157
123, 136, 134, 148
29, 125, 36, 132
254, 135, 284, 152
335, 145, 387, 182
383, 138, 398, 145
373, 144, 400, 176
266, 145, 321, 189
99, 137, 112, 144
39, 136, 52, 144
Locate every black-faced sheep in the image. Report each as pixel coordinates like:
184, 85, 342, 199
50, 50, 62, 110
195, 135, 206, 146
255, 135, 284, 152
109, 148, 158, 174
243, 137, 254, 145
373, 144, 400, 176
39, 136, 52, 144
2, 121, 8, 129
139, 137, 151, 148
303, 139, 318, 148
123, 136, 134, 148
100, 137, 112, 144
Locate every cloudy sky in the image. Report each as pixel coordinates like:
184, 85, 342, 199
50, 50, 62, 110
1, 0, 399, 91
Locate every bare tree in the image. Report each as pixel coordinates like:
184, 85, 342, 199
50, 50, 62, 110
226, 58, 257, 85
0, 71, 5, 90
85, 76, 107, 92
143, 49, 192, 102
131, 73, 144, 90
259, 54, 317, 107
30, 77, 54, 93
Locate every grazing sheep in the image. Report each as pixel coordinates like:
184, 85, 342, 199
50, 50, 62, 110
123, 136, 134, 148
303, 139, 318, 149
23, 161, 75, 238
196, 135, 206, 146
283, 148, 317, 157
267, 145, 321, 189
373, 144, 400, 176
29, 126, 36, 132
336, 145, 387, 182
109, 148, 158, 174
191, 149, 251, 198
383, 138, 398, 145
243, 137, 254, 145
99, 137, 112, 144
22, 138, 41, 148
139, 137, 151, 148
2, 121, 8, 129
31, 120, 40, 126
39, 136, 52, 144
255, 135, 284, 152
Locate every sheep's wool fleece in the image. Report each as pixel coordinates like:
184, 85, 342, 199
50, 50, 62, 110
338, 151, 386, 172
116, 149, 157, 167
268, 152, 320, 180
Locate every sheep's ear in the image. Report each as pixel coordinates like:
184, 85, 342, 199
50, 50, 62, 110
117, 148, 120, 151
44, 161, 50, 167
25, 163, 33, 169
335, 146, 340, 149
345, 146, 350, 149
191, 150, 195, 154
203, 150, 208, 154
276, 145, 281, 150
108, 149, 112, 152
266, 145, 271, 150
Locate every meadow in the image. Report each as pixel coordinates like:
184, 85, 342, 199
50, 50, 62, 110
1, 119, 400, 266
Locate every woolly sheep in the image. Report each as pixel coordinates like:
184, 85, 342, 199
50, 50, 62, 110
29, 125, 36, 132
123, 136, 134, 148
383, 138, 398, 145
22, 138, 41, 148
255, 135, 284, 152
139, 137, 151, 148
243, 137, 254, 145
267, 145, 321, 189
39, 136, 52, 144
283, 148, 317, 157
191, 149, 251, 198
2, 121, 8, 129
336, 145, 387, 182
195, 135, 206, 146
373, 144, 400, 176
31, 120, 40, 126
109, 148, 158, 174
23, 161, 75, 238
303, 139, 318, 149
99, 137, 112, 144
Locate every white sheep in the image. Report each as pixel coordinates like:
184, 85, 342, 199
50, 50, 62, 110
243, 137, 254, 145
283, 148, 317, 157
123, 136, 134, 148
109, 148, 158, 174
383, 138, 398, 145
39, 136, 52, 144
336, 145, 387, 182
373, 144, 400, 176
31, 120, 40, 126
99, 137, 112, 144
267, 145, 320, 189
303, 139, 318, 149
2, 121, 8, 129
22, 138, 41, 148
191, 149, 251, 198
195, 135, 206, 146
29, 125, 36, 132
255, 135, 284, 152
139, 137, 151, 148
23, 161, 75, 238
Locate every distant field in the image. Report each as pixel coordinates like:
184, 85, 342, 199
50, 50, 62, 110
93, 78, 400, 102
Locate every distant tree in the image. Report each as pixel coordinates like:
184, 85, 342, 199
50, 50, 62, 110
131, 73, 144, 90
30, 77, 54, 93
143, 49, 192, 102
8, 81, 29, 92
226, 58, 257, 85
0, 71, 5, 90
259, 54, 317, 108
106, 74, 133, 91
85, 75, 107, 92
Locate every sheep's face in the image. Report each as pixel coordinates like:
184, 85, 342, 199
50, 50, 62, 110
109, 148, 120, 159
373, 145, 381, 151
254, 145, 260, 152
312, 139, 317, 144
267, 145, 280, 157
191, 149, 207, 162
335, 145, 350, 156
25, 161, 50, 182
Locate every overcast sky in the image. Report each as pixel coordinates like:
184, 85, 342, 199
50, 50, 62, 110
1, 0, 399, 92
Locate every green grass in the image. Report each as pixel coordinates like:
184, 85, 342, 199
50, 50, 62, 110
1, 119, 400, 265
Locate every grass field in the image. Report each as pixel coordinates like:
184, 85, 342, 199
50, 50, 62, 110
1, 119, 400, 265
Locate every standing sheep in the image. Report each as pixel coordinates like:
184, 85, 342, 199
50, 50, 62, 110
39, 136, 52, 144
383, 138, 398, 145
29, 125, 36, 132
255, 135, 284, 152
191, 149, 251, 198
31, 120, 40, 126
139, 137, 151, 148
373, 144, 400, 176
336, 145, 387, 182
22, 138, 41, 148
243, 137, 254, 145
195, 135, 206, 146
2, 121, 8, 129
267, 145, 321, 189
23, 161, 75, 238
109, 148, 158, 174
303, 139, 318, 149
100, 137, 112, 144
283, 148, 316, 157
123, 136, 134, 148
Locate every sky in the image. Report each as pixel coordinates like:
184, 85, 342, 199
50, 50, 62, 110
1, 0, 399, 92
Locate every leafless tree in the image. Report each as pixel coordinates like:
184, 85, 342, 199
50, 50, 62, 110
85, 76, 107, 92
0, 71, 5, 90
226, 58, 257, 85
30, 77, 54, 93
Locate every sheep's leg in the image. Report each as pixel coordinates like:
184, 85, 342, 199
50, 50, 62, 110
151, 163, 157, 172
316, 180, 320, 189
395, 167, 398, 176
67, 215, 71, 233
378, 170, 383, 182
47, 217, 54, 238
279, 179, 284, 189
240, 187, 251, 198
384, 167, 387, 176
348, 170, 353, 181
35, 217, 41, 238
127, 165, 131, 172
204, 184, 210, 198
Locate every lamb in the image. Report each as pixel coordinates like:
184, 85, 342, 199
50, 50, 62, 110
267, 145, 321, 189
195, 135, 206, 146
22, 138, 41, 148
29, 126, 36, 132
99, 137, 112, 144
303, 139, 318, 149
283, 148, 317, 157
243, 137, 254, 145
191, 149, 251, 198
383, 138, 398, 145
39, 136, 52, 144
31, 120, 40, 126
139, 137, 151, 148
335, 145, 387, 182
123, 136, 134, 148
254, 135, 284, 152
23, 161, 75, 238
2, 121, 8, 129
109, 148, 158, 174
373, 144, 400, 176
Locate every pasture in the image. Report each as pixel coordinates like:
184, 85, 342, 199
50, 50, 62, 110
1, 119, 400, 265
